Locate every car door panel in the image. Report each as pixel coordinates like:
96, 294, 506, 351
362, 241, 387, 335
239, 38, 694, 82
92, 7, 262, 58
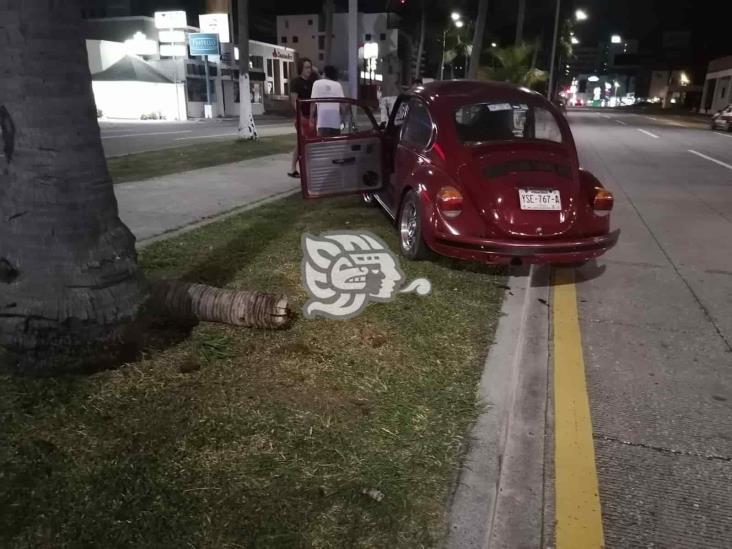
303, 137, 382, 197
297, 98, 384, 198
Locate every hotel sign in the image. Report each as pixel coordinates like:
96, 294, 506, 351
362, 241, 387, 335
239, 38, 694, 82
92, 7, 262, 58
189, 33, 220, 56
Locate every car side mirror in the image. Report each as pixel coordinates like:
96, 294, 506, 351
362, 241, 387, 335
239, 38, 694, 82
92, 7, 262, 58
379, 121, 387, 130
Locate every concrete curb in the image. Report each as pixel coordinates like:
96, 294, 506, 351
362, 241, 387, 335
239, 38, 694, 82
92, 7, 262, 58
135, 188, 300, 250
445, 265, 551, 549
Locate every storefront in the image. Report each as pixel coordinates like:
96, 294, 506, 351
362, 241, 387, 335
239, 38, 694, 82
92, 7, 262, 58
219, 40, 296, 117
85, 16, 294, 119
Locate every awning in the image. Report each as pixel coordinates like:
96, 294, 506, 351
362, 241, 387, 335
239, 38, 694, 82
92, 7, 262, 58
92, 55, 172, 83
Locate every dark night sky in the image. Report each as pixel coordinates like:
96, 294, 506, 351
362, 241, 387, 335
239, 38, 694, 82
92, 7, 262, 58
131, 0, 732, 78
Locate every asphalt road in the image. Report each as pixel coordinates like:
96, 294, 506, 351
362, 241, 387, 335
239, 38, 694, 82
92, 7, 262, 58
564, 110, 732, 547
99, 116, 295, 157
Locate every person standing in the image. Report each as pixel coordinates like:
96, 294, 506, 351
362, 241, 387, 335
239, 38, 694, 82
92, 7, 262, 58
288, 58, 314, 178
310, 65, 345, 137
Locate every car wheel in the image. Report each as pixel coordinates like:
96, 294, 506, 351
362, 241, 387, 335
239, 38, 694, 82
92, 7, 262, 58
399, 190, 431, 261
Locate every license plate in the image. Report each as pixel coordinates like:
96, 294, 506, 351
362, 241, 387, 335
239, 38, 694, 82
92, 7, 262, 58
518, 189, 561, 210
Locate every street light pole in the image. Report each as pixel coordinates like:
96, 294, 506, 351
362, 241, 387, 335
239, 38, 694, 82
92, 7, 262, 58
440, 29, 446, 80
547, 0, 561, 99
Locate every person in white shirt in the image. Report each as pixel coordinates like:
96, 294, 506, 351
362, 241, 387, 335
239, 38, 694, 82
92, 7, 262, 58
311, 65, 345, 137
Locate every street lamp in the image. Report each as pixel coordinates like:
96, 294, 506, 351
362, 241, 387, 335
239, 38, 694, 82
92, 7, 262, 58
611, 34, 622, 44
571, 36, 579, 45
440, 13, 463, 80
491, 42, 497, 48
549, 3, 588, 99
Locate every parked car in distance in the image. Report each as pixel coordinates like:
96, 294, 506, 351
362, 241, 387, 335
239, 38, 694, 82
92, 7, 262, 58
296, 81, 619, 266
711, 104, 732, 131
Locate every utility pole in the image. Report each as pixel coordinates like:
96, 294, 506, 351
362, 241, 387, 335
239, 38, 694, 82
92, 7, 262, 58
468, 0, 489, 79
547, 0, 561, 99
348, 0, 358, 98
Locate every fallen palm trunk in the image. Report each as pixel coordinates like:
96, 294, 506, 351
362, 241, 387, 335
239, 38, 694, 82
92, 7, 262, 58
153, 281, 290, 329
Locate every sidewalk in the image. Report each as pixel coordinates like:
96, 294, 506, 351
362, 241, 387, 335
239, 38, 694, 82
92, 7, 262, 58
115, 153, 299, 244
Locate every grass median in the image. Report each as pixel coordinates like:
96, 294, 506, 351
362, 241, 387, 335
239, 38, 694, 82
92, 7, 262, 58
108, 134, 296, 184
0, 195, 506, 547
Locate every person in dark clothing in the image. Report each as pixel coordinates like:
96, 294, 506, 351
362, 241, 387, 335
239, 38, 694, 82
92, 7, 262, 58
289, 58, 314, 177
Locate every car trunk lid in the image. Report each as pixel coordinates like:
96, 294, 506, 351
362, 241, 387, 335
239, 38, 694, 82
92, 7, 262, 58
465, 142, 580, 238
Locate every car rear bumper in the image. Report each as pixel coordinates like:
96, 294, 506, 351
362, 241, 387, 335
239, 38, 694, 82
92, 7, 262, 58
430, 229, 620, 265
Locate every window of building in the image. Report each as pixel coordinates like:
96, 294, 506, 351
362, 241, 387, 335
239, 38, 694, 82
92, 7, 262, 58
319, 53, 324, 61
292, 35, 299, 43
365, 33, 372, 41
308, 19, 313, 26
281, 36, 287, 43
186, 78, 216, 102
401, 100, 433, 150
267, 59, 273, 76
250, 56, 264, 70
283, 62, 289, 79
380, 33, 386, 41
284, 20, 289, 29
318, 35, 325, 50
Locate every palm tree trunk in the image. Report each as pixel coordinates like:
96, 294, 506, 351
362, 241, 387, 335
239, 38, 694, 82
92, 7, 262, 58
237, 0, 257, 139
515, 0, 526, 45
324, 0, 335, 65
468, 0, 490, 79
413, 1, 426, 80
153, 281, 289, 328
0, 1, 148, 371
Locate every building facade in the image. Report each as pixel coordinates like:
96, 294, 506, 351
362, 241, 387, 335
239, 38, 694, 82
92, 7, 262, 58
700, 56, 732, 114
276, 11, 403, 96
82, 16, 294, 119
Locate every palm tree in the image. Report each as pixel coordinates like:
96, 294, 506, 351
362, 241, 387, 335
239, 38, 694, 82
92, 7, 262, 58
0, 3, 286, 374
478, 43, 547, 89
237, 0, 257, 139
515, 0, 526, 45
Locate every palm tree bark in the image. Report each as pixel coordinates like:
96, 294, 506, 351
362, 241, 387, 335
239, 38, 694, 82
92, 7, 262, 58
515, 0, 526, 45
237, 0, 257, 139
153, 281, 289, 328
324, 0, 335, 65
413, 1, 426, 80
0, 1, 148, 371
468, 0, 489, 79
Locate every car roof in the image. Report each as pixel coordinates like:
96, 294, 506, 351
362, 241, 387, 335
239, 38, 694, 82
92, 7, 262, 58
410, 80, 548, 109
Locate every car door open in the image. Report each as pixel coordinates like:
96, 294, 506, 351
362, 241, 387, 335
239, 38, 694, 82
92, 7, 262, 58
297, 98, 384, 198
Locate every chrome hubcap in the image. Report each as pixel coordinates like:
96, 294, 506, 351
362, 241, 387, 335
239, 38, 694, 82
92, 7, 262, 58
400, 202, 418, 251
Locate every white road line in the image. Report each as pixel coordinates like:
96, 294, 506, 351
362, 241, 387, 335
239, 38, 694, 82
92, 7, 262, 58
102, 130, 192, 139
688, 149, 732, 171
645, 116, 659, 121
714, 132, 732, 139
175, 132, 238, 141
637, 129, 660, 139
616, 119, 627, 125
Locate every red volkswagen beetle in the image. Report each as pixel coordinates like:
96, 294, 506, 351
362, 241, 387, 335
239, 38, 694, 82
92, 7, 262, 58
297, 81, 619, 265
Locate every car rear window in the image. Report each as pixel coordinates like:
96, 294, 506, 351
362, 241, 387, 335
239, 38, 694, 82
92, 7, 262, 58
454, 102, 563, 144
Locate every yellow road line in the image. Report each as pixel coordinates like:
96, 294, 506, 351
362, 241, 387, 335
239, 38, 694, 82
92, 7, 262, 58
553, 268, 605, 549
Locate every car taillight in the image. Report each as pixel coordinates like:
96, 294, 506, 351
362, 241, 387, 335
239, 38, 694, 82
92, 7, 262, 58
437, 186, 463, 218
593, 186, 614, 213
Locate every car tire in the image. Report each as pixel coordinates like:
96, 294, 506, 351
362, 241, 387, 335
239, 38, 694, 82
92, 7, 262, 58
398, 190, 431, 261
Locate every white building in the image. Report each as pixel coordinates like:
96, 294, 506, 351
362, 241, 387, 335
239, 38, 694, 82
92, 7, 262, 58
701, 56, 732, 114
276, 11, 403, 96
83, 15, 294, 119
